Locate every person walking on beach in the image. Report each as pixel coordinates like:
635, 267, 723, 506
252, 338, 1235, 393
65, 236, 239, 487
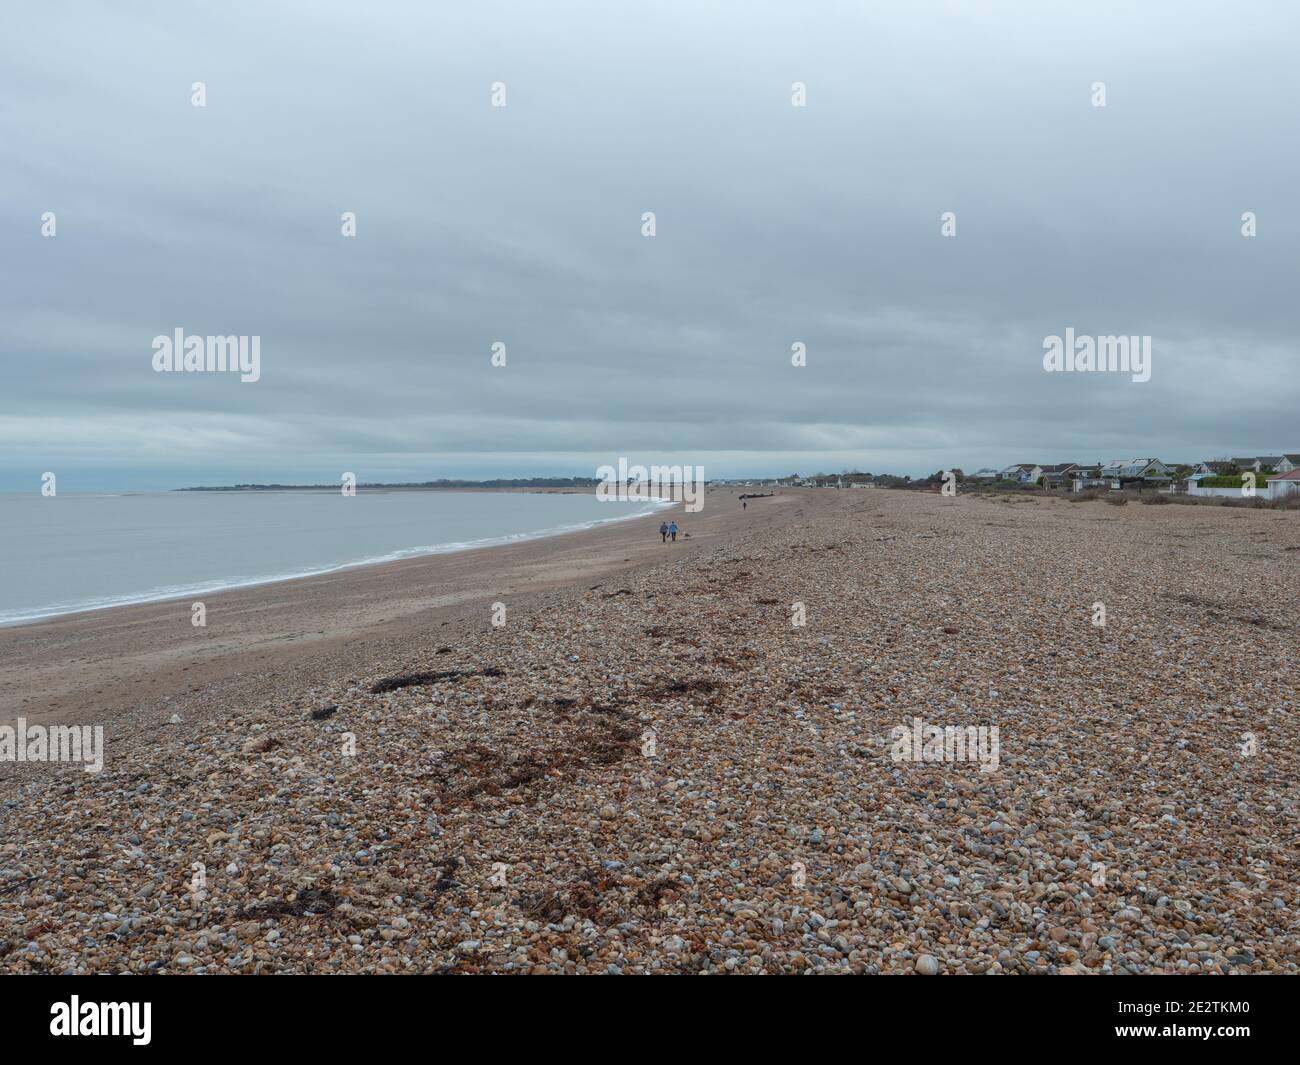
669, 521, 678, 542
742, 499, 747, 510
659, 521, 669, 543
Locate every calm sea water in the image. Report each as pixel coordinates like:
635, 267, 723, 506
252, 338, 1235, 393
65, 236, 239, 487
0, 490, 665, 626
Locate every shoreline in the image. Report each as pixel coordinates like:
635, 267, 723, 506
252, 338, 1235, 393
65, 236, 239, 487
0, 489, 788, 730
3, 488, 1296, 974
0, 494, 677, 630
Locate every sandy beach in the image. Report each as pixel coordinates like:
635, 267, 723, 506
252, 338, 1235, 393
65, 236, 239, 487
1, 488, 1297, 974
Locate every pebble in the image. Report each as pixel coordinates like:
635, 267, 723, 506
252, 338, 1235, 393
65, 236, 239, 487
1, 489, 1296, 975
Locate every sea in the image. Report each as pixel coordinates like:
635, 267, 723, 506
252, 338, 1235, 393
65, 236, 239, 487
0, 489, 667, 626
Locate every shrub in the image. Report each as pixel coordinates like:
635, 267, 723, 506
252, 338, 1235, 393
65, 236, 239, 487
1199, 475, 1270, 489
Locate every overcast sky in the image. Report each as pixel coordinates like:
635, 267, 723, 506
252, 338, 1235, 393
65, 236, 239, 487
2, 0, 1298, 489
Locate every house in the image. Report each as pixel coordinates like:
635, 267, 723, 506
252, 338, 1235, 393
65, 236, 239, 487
1268, 468, 1300, 498
1275, 454, 1300, 473
1068, 463, 1102, 487
972, 468, 1001, 480
1231, 457, 1262, 472
1256, 456, 1283, 472
1103, 458, 1168, 480
1134, 459, 1169, 478
1196, 461, 1233, 475
1000, 463, 1043, 483
1040, 463, 1080, 489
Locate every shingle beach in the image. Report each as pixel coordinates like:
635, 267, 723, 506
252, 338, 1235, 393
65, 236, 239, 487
2, 489, 1297, 974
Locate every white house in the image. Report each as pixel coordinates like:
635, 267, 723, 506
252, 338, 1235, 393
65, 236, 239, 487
1269, 468, 1300, 498
1272, 454, 1300, 473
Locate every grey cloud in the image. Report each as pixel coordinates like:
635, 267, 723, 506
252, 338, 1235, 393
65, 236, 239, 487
2, 0, 1297, 490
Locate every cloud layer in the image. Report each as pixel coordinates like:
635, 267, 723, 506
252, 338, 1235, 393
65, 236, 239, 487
2, 0, 1297, 488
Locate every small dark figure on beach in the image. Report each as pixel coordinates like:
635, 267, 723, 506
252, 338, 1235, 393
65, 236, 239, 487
659, 521, 669, 542
742, 499, 746, 510
669, 521, 678, 542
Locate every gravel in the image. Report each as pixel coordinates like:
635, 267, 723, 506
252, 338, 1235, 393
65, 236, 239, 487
2, 489, 1297, 974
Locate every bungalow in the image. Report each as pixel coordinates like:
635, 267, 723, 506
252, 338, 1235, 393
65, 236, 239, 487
1103, 458, 1169, 480
972, 468, 1001, 480
1040, 463, 1080, 489
1196, 461, 1233, 475
1275, 454, 1300, 473
1269, 468, 1300, 497
1072, 472, 1112, 491
1000, 463, 1043, 483
1256, 456, 1283, 472
1231, 457, 1262, 472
